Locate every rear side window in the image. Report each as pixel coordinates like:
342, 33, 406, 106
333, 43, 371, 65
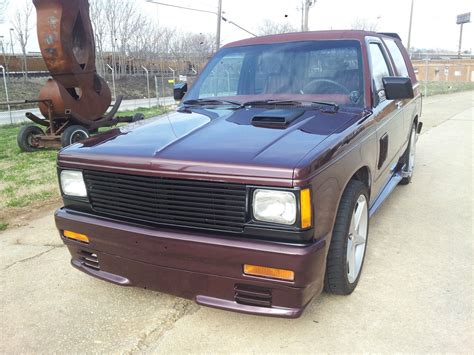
384, 39, 409, 77
368, 43, 391, 95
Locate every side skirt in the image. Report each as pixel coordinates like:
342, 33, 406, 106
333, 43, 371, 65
368, 172, 403, 217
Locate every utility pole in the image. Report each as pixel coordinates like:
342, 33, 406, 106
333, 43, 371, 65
406, 0, 414, 53
146, 0, 255, 49
216, 0, 222, 50
303, 0, 315, 32
301, 4, 304, 32
9, 28, 14, 56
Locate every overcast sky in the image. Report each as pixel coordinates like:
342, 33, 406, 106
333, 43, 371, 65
1, 0, 473, 52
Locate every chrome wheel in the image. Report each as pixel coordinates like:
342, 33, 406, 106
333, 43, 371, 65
346, 194, 368, 283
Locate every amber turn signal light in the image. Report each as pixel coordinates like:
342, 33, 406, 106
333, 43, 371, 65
244, 264, 295, 281
300, 188, 312, 229
63, 230, 89, 243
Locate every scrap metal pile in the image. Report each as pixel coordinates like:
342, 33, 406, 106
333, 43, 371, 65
16, 0, 142, 152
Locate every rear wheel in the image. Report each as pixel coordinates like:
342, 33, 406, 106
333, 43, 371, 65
324, 180, 369, 295
61, 125, 90, 147
17, 125, 44, 152
400, 121, 417, 185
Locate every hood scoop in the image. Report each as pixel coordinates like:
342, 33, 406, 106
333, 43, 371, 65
251, 109, 304, 128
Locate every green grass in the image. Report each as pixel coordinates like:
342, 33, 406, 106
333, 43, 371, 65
0, 124, 58, 215
0, 106, 168, 230
420, 81, 474, 97
117, 106, 169, 119
0, 222, 8, 231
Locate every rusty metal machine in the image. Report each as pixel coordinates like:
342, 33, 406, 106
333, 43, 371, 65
15, 0, 143, 152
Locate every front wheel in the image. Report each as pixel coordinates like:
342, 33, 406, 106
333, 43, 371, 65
400, 121, 418, 185
324, 180, 369, 295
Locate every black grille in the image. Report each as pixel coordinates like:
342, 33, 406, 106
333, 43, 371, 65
83, 170, 248, 232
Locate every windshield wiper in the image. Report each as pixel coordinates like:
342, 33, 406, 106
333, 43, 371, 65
242, 99, 303, 107
182, 98, 242, 108
242, 99, 339, 112
182, 98, 339, 112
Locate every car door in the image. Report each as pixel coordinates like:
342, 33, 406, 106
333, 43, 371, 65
367, 39, 405, 199
383, 38, 417, 146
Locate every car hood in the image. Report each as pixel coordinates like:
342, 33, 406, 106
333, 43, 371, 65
59, 107, 364, 186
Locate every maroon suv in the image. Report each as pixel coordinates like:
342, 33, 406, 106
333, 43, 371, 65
55, 30, 422, 318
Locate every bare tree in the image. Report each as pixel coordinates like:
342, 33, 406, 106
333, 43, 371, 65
350, 17, 379, 32
11, 0, 33, 80
90, 0, 148, 78
258, 19, 298, 35
90, 0, 107, 76
115, 1, 145, 76
89, 0, 214, 81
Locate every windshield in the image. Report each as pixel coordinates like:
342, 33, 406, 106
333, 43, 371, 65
186, 40, 365, 107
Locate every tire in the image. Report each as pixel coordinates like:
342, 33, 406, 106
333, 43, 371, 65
17, 125, 44, 152
399, 121, 417, 185
324, 180, 369, 295
132, 113, 145, 122
61, 125, 90, 148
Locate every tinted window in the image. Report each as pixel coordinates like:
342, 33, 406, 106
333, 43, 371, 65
187, 40, 365, 107
384, 39, 409, 77
369, 43, 391, 95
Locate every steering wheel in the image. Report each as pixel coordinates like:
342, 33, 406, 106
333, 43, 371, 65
301, 79, 350, 95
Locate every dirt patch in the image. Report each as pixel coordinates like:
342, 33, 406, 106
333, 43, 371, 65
0, 196, 61, 232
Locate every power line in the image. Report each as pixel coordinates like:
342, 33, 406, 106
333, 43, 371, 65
221, 17, 257, 37
145, 0, 216, 15
146, 0, 257, 44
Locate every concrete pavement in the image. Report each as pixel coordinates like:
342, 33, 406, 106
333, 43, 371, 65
0, 97, 175, 126
0, 91, 472, 353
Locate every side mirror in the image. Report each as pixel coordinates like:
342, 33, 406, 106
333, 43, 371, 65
173, 82, 188, 101
382, 77, 414, 100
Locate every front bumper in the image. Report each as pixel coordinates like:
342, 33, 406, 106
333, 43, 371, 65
55, 208, 327, 318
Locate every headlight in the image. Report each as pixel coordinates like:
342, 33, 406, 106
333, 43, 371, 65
253, 189, 296, 225
60, 170, 87, 197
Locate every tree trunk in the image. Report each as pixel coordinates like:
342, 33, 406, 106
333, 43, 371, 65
22, 47, 28, 80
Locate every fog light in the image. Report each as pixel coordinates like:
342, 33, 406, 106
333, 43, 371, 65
63, 230, 89, 243
244, 264, 294, 281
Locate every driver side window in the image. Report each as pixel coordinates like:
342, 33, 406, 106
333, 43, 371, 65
369, 43, 391, 105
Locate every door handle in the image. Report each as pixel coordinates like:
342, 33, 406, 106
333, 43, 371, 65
396, 101, 403, 109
